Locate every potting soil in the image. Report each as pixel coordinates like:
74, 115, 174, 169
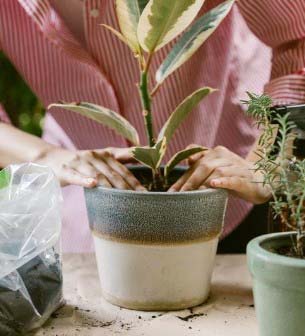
0, 248, 63, 336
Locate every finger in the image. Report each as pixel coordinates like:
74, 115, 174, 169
209, 176, 261, 203
189, 150, 209, 165
69, 158, 99, 179
186, 144, 209, 165
169, 149, 217, 191
96, 148, 136, 164
180, 159, 230, 191
90, 153, 133, 190
212, 174, 271, 201
180, 167, 211, 191
61, 166, 97, 188
188, 151, 207, 165
204, 165, 252, 187
96, 174, 112, 188
103, 154, 146, 191
210, 176, 248, 193
168, 166, 195, 192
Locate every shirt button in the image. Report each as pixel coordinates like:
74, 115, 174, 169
90, 9, 99, 18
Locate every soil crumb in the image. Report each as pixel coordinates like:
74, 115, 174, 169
176, 313, 206, 322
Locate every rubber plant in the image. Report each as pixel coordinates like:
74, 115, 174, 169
49, 0, 235, 190
243, 93, 305, 258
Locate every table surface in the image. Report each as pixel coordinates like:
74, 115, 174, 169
31, 254, 258, 336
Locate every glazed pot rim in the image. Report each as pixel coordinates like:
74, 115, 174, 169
92, 185, 227, 197
91, 164, 227, 196
247, 232, 305, 268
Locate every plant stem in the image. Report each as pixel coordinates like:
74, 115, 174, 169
296, 227, 304, 258
139, 71, 155, 147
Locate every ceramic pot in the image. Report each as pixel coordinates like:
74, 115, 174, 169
247, 232, 305, 336
85, 166, 228, 311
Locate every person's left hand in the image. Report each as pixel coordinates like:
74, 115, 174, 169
169, 145, 271, 204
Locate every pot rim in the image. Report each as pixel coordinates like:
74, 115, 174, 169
247, 232, 305, 268
92, 185, 226, 197
89, 164, 226, 196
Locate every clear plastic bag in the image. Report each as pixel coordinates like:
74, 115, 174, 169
0, 163, 63, 335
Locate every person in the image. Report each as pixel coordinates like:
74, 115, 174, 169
0, 0, 304, 252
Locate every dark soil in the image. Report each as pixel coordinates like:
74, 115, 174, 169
271, 246, 305, 259
0, 248, 63, 335
129, 166, 185, 192
176, 313, 206, 322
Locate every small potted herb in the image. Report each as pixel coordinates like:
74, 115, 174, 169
245, 93, 305, 336
49, 0, 234, 311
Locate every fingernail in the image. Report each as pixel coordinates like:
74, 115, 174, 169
86, 178, 97, 186
211, 180, 219, 187
136, 186, 147, 191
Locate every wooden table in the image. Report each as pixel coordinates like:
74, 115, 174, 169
32, 254, 258, 336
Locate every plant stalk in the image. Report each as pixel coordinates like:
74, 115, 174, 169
139, 71, 155, 147
296, 227, 304, 258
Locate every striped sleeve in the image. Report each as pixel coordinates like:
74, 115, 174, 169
238, 0, 305, 105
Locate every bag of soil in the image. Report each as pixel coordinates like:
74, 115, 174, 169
0, 163, 63, 335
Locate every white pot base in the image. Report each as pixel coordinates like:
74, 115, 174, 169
101, 289, 209, 311
93, 236, 218, 311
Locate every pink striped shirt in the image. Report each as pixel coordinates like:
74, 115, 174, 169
0, 0, 304, 252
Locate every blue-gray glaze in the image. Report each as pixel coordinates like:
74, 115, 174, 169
84, 166, 228, 244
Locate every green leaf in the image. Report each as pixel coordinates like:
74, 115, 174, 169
0, 169, 10, 189
165, 146, 206, 177
156, 0, 234, 85
49, 102, 140, 146
137, 0, 204, 53
115, 0, 149, 53
158, 87, 216, 143
132, 137, 167, 170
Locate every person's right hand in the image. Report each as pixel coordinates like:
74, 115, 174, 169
36, 146, 146, 191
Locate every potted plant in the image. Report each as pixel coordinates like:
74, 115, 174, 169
244, 93, 305, 336
49, 0, 234, 311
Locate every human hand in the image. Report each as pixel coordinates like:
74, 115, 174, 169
169, 145, 271, 204
36, 146, 146, 190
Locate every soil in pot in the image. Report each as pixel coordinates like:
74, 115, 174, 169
272, 245, 305, 259
0, 248, 63, 336
129, 166, 185, 191
264, 233, 305, 259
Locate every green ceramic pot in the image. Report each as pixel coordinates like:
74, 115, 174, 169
247, 232, 305, 336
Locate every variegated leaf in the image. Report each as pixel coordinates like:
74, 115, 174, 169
165, 146, 206, 177
49, 102, 140, 146
115, 0, 149, 53
137, 0, 205, 53
101, 24, 130, 47
156, 0, 234, 85
158, 87, 216, 143
132, 137, 167, 170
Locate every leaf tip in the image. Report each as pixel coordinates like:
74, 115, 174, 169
48, 102, 61, 110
